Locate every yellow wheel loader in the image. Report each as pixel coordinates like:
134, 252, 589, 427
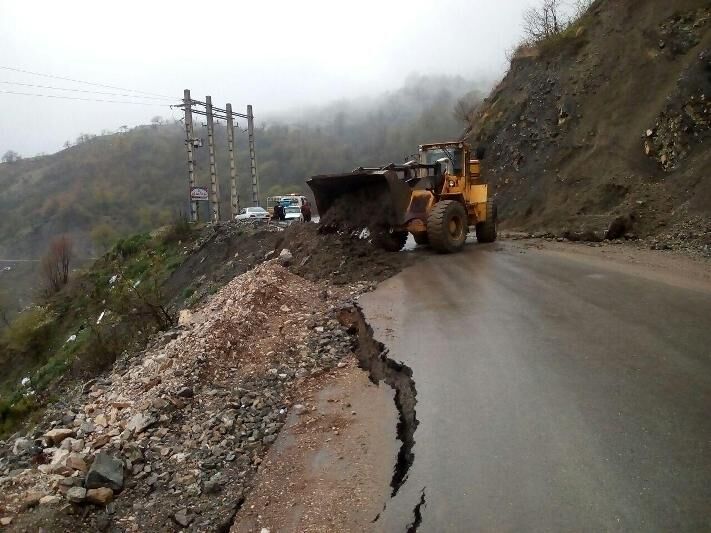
307, 141, 497, 253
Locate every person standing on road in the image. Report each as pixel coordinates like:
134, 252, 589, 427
301, 202, 312, 222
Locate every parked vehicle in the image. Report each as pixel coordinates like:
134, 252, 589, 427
235, 206, 270, 220
283, 205, 304, 222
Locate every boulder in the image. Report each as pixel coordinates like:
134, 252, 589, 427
66, 452, 88, 472
39, 495, 62, 505
22, 491, 44, 509
126, 412, 156, 434
173, 508, 192, 527
176, 386, 194, 398
278, 248, 293, 266
66, 486, 87, 503
86, 487, 114, 506
44, 428, 75, 445
12, 437, 33, 455
86, 452, 124, 491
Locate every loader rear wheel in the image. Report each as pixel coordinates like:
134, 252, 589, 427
374, 229, 408, 252
413, 232, 429, 246
427, 200, 468, 253
475, 198, 498, 243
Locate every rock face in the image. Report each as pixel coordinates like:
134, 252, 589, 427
85, 452, 124, 491
467, 2, 711, 249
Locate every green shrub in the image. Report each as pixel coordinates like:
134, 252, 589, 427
162, 211, 192, 244
115, 233, 151, 258
2, 306, 55, 354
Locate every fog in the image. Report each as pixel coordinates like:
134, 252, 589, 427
0, 0, 532, 156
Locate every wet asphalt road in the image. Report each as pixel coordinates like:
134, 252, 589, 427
360, 241, 711, 532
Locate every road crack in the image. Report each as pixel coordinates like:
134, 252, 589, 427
337, 304, 419, 496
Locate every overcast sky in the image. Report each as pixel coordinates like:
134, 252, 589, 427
0, 0, 533, 156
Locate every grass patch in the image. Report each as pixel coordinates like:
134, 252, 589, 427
0, 224, 195, 438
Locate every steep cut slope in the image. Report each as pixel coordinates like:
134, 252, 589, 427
469, 0, 710, 248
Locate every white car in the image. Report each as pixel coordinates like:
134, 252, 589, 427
283, 206, 304, 222
235, 207, 270, 220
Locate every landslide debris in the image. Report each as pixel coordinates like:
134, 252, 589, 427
0, 212, 416, 531
468, 0, 711, 256
0, 261, 377, 531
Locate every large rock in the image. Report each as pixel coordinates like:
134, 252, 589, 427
66, 452, 88, 472
12, 437, 33, 455
66, 486, 87, 503
86, 452, 124, 491
173, 508, 192, 527
39, 494, 62, 505
126, 412, 156, 434
44, 428, 75, 445
86, 487, 114, 506
278, 248, 293, 266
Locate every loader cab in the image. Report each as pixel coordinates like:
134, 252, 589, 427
419, 144, 466, 176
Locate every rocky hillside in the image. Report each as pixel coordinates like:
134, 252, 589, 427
469, 0, 710, 251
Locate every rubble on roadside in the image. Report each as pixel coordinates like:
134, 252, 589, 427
0, 260, 375, 532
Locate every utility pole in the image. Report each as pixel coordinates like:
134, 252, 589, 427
226, 103, 239, 218
247, 104, 260, 206
206, 95, 220, 222
183, 89, 197, 222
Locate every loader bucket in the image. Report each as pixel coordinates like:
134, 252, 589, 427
307, 170, 413, 228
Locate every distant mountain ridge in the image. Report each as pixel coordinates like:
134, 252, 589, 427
0, 76, 482, 258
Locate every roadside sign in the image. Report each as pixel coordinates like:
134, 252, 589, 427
190, 186, 209, 201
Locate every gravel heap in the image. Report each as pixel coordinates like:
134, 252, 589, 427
0, 259, 373, 531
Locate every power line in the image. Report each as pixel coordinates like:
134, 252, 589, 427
0, 65, 174, 99
0, 90, 170, 106
0, 80, 175, 101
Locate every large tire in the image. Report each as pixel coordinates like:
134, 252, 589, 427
475, 198, 498, 243
427, 200, 468, 253
374, 230, 408, 252
413, 232, 429, 246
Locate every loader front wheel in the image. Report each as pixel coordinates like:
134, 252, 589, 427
374, 229, 408, 252
475, 198, 498, 243
427, 200, 468, 253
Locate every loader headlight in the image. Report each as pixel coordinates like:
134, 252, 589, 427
449, 180, 455, 187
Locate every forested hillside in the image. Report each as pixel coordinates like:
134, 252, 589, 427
0, 76, 483, 259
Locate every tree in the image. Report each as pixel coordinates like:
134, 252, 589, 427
453, 90, 484, 123
522, 0, 593, 44
90, 223, 119, 252
1, 150, 21, 164
522, 0, 564, 43
0, 289, 10, 327
151, 116, 164, 127
40, 235, 74, 294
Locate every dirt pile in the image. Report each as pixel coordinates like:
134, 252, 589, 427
468, 0, 711, 255
318, 181, 395, 234
168, 219, 410, 313
275, 222, 411, 286
0, 261, 374, 531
